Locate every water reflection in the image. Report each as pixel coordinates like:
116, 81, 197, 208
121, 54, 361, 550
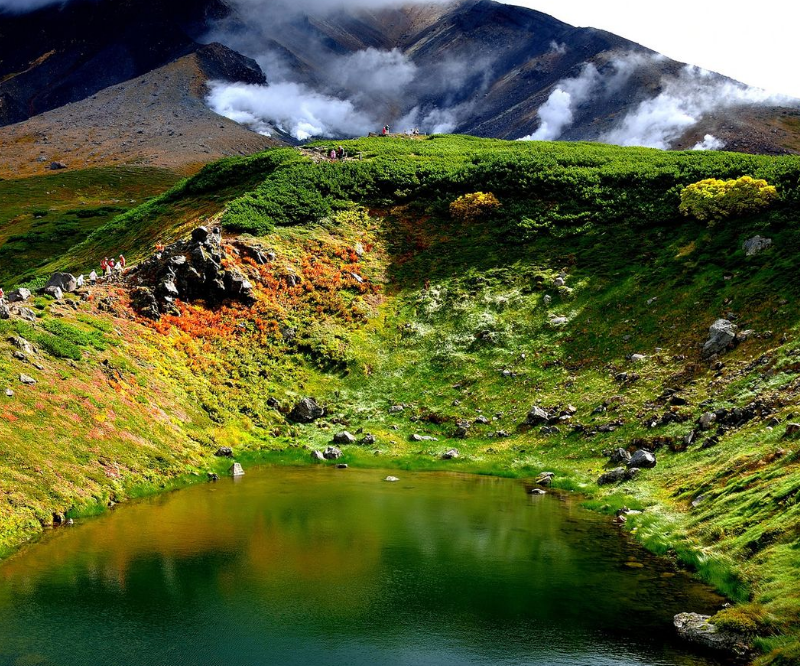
0, 468, 725, 666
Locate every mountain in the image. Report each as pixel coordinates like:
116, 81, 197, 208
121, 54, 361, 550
0, 0, 799, 175
0, 136, 799, 662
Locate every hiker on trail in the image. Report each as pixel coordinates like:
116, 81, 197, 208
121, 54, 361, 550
336, 146, 344, 160
329, 148, 337, 160
89, 270, 97, 285
118, 254, 126, 270
382, 125, 388, 136
0, 288, 4, 302
105, 259, 114, 277
101, 258, 108, 273
76, 274, 84, 288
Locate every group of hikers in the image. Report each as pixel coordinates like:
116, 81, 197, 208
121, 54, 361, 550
0, 253, 127, 303
327, 146, 346, 161
381, 125, 421, 136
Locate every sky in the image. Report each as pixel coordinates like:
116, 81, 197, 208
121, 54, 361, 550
511, 0, 800, 99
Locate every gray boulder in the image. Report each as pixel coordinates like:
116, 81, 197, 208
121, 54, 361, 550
674, 613, 750, 658
18, 308, 36, 322
0, 302, 9, 320
333, 431, 356, 445
742, 235, 772, 257
536, 472, 555, 486
628, 450, 657, 469
7, 288, 31, 303
288, 397, 324, 423
49, 161, 67, 170
598, 467, 639, 486
43, 286, 63, 300
214, 447, 233, 457
385, 476, 400, 482
609, 448, 631, 464
192, 226, 210, 243
361, 434, 377, 445
9, 336, 35, 355
410, 434, 438, 442
322, 446, 343, 460
45, 272, 77, 293
526, 406, 550, 426
442, 448, 459, 460
19, 374, 36, 385
699, 412, 717, 431
310, 450, 325, 461
229, 462, 245, 477
702, 319, 738, 357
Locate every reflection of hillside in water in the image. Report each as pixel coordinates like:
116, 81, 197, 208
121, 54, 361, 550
0, 468, 725, 666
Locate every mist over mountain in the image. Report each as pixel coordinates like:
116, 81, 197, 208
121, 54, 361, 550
1, 0, 799, 163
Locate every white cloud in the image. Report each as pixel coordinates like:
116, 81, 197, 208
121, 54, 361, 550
692, 134, 725, 151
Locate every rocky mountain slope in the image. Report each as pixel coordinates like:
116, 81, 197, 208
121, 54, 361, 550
1, 0, 799, 167
0, 43, 279, 178
0, 137, 799, 663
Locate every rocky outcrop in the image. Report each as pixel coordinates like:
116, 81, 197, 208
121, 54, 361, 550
7, 288, 31, 303
322, 446, 343, 460
288, 397, 324, 423
129, 226, 254, 319
674, 613, 751, 660
333, 431, 356, 445
742, 235, 772, 256
702, 319, 738, 358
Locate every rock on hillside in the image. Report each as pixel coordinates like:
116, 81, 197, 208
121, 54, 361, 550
130, 225, 254, 319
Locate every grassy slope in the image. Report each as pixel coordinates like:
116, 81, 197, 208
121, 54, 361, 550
1, 136, 799, 664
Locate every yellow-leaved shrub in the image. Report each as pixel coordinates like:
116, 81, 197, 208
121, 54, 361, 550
449, 192, 501, 222
679, 176, 778, 223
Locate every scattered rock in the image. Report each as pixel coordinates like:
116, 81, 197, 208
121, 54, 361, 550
389, 404, 405, 414
207, 472, 219, 482
52, 512, 66, 525
385, 476, 400, 482
0, 302, 9, 320
736, 329, 755, 343
311, 450, 325, 461
333, 431, 356, 445
543, 294, 552, 306
336, 463, 348, 469
742, 235, 772, 257
361, 434, 377, 445
43, 286, 63, 300
322, 446, 343, 460
214, 447, 233, 457
529, 488, 546, 495
6, 288, 31, 303
288, 397, 324, 423
45, 272, 78, 293
474, 415, 490, 425
442, 448, 460, 459
17, 308, 36, 322
266, 397, 281, 410
49, 161, 67, 170
691, 494, 708, 508
699, 412, 717, 431
553, 277, 565, 287
785, 423, 800, 438
453, 423, 470, 438
19, 374, 36, 385
630, 354, 647, 363
597, 467, 640, 486
674, 613, 751, 659
229, 462, 245, 477
702, 319, 738, 358
535, 472, 555, 486
4, 388, 12, 397
525, 406, 550, 426
627, 450, 657, 469
549, 316, 568, 327
608, 448, 631, 464
410, 434, 438, 442
12, 351, 26, 361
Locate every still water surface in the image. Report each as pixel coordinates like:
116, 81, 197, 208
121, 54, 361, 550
0, 467, 726, 666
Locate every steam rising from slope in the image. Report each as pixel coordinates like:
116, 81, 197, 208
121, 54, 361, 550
522, 55, 795, 149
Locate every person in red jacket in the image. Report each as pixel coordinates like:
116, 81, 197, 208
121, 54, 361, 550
0, 288, 4, 302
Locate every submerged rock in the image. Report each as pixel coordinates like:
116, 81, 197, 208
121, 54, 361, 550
229, 462, 245, 477
385, 476, 400, 482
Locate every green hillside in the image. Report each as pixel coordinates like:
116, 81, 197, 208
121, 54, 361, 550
1, 136, 800, 664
